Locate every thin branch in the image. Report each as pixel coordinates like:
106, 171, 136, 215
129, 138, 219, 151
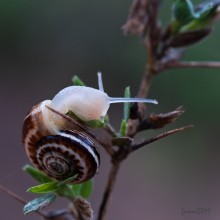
46, 106, 96, 138
127, 106, 185, 137
99, 140, 114, 156
132, 125, 193, 151
97, 161, 120, 220
122, 0, 149, 35
160, 61, 220, 71
146, 0, 160, 53
0, 184, 48, 219
137, 0, 160, 99
104, 123, 118, 138
137, 59, 154, 99
46, 106, 113, 156
127, 1, 160, 137
0, 184, 27, 205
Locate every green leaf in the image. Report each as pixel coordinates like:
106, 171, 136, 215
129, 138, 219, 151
23, 165, 52, 183
26, 174, 78, 197
70, 184, 82, 197
196, 2, 219, 20
85, 119, 105, 128
80, 180, 93, 198
55, 184, 75, 198
119, 86, 130, 137
57, 180, 93, 199
23, 193, 56, 214
123, 86, 130, 122
172, 0, 195, 25
67, 110, 107, 128
58, 174, 78, 185
180, 2, 220, 32
72, 75, 86, 86
57, 184, 82, 199
27, 182, 59, 194
119, 119, 128, 137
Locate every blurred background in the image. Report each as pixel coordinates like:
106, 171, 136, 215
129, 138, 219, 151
0, 0, 220, 219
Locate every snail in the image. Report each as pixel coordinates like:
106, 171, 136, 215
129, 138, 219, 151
22, 73, 158, 183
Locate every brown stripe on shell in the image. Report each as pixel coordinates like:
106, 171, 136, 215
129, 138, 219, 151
22, 103, 50, 166
63, 130, 100, 166
36, 143, 79, 181
59, 130, 100, 179
36, 130, 100, 183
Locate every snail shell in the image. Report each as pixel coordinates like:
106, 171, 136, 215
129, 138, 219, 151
22, 101, 100, 183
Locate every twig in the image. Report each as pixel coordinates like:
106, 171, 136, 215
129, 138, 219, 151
122, 0, 149, 35
127, 106, 184, 137
46, 105, 113, 156
137, 0, 160, 99
0, 184, 48, 219
132, 125, 193, 151
0, 184, 27, 205
127, 1, 160, 137
160, 61, 220, 71
98, 2, 161, 218
46, 106, 96, 138
138, 60, 154, 99
104, 123, 118, 138
97, 161, 120, 220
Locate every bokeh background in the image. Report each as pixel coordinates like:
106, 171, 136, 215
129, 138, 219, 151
0, 0, 220, 219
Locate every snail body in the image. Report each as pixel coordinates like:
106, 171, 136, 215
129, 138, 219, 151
51, 86, 110, 122
23, 73, 158, 183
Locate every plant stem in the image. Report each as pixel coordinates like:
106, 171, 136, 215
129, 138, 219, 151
129, 39, 155, 135
0, 185, 48, 219
159, 61, 220, 71
137, 1, 160, 110
97, 161, 120, 220
132, 125, 193, 151
138, 56, 154, 98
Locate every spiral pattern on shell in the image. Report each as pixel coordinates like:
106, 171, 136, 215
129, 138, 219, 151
22, 102, 100, 183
